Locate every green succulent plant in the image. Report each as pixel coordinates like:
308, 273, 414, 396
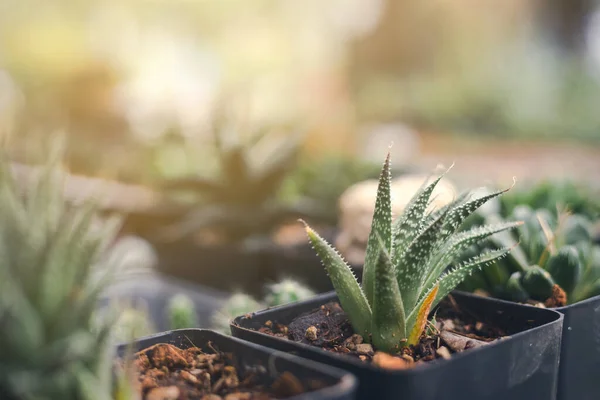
463, 205, 600, 305
159, 114, 318, 245
110, 304, 155, 344
212, 293, 264, 335
264, 279, 315, 307
499, 180, 600, 221
213, 278, 316, 334
0, 146, 123, 400
302, 152, 519, 353
167, 293, 198, 330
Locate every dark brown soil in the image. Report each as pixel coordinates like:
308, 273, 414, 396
122, 342, 305, 399
258, 296, 508, 370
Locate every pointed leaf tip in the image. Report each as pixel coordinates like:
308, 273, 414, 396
299, 219, 317, 239
436, 162, 455, 175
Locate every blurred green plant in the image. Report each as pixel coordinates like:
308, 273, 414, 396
0, 143, 126, 399
212, 279, 315, 335
167, 293, 198, 330
367, 47, 600, 143
461, 206, 600, 305
158, 113, 323, 245
110, 304, 155, 344
499, 180, 600, 220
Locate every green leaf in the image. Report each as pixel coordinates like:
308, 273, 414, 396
362, 152, 393, 307
371, 238, 405, 353
546, 245, 582, 296
303, 221, 372, 337
425, 247, 512, 313
423, 221, 523, 293
421, 191, 468, 227
392, 166, 453, 263
76, 368, 115, 400
407, 284, 438, 346
505, 272, 530, 302
395, 209, 448, 313
440, 184, 514, 242
521, 265, 556, 301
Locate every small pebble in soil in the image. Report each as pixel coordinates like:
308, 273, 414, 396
355, 343, 374, 356
305, 326, 318, 341
372, 352, 412, 370
146, 386, 180, 400
436, 346, 451, 360
200, 395, 222, 400
343, 334, 363, 351
401, 354, 414, 363
440, 330, 488, 352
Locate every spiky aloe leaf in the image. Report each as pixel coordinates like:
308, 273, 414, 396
422, 221, 523, 293
371, 238, 405, 353
432, 247, 512, 309
395, 209, 448, 313
362, 152, 393, 307
440, 183, 515, 242
303, 221, 372, 336
484, 214, 530, 272
392, 166, 453, 263
422, 191, 469, 227
407, 284, 438, 346
404, 247, 510, 331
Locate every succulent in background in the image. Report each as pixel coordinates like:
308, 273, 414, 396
264, 279, 315, 307
0, 147, 123, 399
167, 293, 198, 330
499, 180, 600, 221
463, 206, 600, 305
212, 293, 264, 335
159, 113, 319, 246
110, 303, 155, 344
303, 152, 517, 352
213, 278, 317, 334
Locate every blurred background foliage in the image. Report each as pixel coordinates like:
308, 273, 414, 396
0, 0, 599, 194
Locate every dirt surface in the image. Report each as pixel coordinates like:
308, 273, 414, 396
122, 342, 305, 399
258, 297, 507, 370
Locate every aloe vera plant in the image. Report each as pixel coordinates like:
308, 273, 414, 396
303, 152, 519, 353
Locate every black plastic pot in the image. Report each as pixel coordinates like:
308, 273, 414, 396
153, 239, 272, 298
554, 294, 600, 400
99, 273, 228, 331
117, 329, 357, 400
232, 291, 563, 400
122, 209, 275, 298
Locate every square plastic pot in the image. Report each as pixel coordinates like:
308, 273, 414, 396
231, 291, 563, 400
117, 329, 357, 400
554, 294, 600, 400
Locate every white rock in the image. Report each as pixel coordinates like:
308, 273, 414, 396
146, 386, 180, 400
